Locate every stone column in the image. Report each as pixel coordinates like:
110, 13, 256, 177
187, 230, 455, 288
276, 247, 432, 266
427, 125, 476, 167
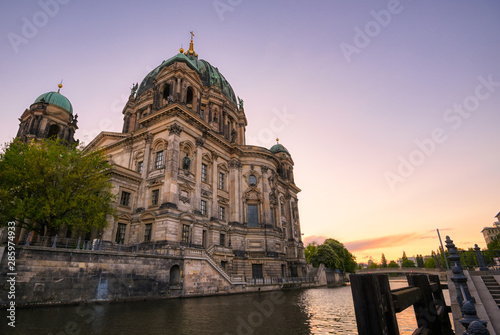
229, 159, 242, 222
164, 124, 183, 206
239, 123, 245, 145
137, 133, 152, 209
194, 137, 205, 211
176, 77, 181, 102
210, 152, 219, 219
286, 196, 294, 240
261, 166, 270, 225
125, 140, 134, 170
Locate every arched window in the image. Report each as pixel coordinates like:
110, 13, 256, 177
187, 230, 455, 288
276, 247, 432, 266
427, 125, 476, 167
248, 175, 257, 186
47, 124, 60, 139
186, 87, 194, 106
170, 265, 180, 285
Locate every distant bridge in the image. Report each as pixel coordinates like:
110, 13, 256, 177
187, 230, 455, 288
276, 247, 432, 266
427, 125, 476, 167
355, 267, 448, 280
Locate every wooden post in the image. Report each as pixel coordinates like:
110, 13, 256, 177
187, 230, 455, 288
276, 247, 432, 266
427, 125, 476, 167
428, 274, 453, 335
350, 274, 399, 335
407, 274, 444, 334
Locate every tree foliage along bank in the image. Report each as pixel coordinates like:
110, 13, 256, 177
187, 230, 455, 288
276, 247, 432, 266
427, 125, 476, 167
0, 138, 116, 236
305, 238, 356, 273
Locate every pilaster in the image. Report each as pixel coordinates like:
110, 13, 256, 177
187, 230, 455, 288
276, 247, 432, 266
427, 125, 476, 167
229, 159, 242, 222
193, 137, 204, 211
164, 123, 183, 205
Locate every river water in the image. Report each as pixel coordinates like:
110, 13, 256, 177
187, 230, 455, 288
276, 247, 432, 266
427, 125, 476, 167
1, 280, 448, 335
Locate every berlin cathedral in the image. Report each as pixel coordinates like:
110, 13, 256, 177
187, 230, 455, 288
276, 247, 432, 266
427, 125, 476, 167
15, 34, 307, 279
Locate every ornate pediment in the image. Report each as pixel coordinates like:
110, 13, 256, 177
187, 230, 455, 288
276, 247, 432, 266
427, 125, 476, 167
148, 178, 163, 187
244, 189, 261, 201
218, 196, 229, 205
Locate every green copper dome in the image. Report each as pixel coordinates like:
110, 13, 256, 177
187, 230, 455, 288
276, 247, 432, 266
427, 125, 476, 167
136, 52, 237, 105
34, 91, 73, 114
270, 143, 290, 155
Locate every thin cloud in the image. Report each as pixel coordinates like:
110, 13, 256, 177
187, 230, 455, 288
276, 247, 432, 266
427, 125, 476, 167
345, 233, 422, 252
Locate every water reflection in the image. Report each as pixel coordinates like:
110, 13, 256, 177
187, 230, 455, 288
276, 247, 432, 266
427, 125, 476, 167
1, 282, 439, 335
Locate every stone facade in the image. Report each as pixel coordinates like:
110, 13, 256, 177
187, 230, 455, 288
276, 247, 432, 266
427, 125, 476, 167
482, 222, 500, 245
84, 37, 307, 280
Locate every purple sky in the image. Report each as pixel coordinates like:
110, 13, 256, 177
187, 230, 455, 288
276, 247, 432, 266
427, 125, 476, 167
1, 0, 500, 262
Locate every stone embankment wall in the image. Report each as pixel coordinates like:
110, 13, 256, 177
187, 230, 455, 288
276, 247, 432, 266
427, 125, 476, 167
0, 246, 338, 307
0, 246, 187, 306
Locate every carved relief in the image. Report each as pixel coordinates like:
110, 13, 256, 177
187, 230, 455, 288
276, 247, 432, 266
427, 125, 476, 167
244, 189, 261, 201
195, 136, 205, 147
269, 193, 277, 205
144, 132, 153, 144
211, 151, 219, 161
168, 123, 183, 135
229, 159, 241, 169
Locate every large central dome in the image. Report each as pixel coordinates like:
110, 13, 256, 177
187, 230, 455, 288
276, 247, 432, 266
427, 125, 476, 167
137, 49, 237, 105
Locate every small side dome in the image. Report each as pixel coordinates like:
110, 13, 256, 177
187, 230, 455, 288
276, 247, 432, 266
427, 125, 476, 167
270, 144, 290, 155
34, 91, 73, 114
270, 138, 290, 155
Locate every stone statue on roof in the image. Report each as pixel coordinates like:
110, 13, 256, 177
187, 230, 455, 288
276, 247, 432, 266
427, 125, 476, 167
130, 83, 138, 97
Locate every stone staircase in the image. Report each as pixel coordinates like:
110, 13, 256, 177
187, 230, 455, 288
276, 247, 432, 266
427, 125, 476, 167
482, 275, 500, 308
185, 246, 245, 285
203, 249, 233, 283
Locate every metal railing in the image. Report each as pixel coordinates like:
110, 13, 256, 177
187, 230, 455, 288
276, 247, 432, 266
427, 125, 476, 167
244, 276, 317, 286
445, 236, 491, 335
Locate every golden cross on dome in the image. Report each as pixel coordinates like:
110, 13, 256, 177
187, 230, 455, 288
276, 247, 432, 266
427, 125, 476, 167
190, 31, 195, 41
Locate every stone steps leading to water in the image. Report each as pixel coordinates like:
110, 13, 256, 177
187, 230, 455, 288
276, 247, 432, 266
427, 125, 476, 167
482, 275, 500, 308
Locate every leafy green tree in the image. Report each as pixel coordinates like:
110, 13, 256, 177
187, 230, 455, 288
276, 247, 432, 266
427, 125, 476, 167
311, 244, 338, 269
305, 242, 318, 263
424, 257, 436, 268
388, 260, 399, 268
459, 248, 478, 270
381, 253, 388, 268
368, 262, 378, 269
416, 254, 425, 268
401, 252, 415, 267
487, 234, 500, 250
0, 138, 115, 237
402, 259, 416, 267
438, 246, 449, 269
308, 238, 357, 272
